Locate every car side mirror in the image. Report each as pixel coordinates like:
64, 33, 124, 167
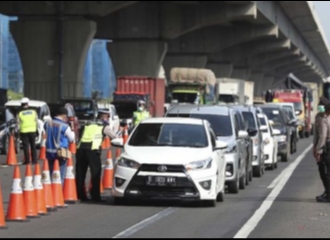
238, 130, 249, 139
287, 119, 296, 126
111, 138, 124, 148
215, 140, 228, 150
247, 128, 258, 137
272, 129, 281, 136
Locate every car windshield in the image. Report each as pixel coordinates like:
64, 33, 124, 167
190, 114, 233, 137
70, 101, 93, 113
242, 112, 257, 129
172, 93, 198, 104
262, 108, 284, 125
129, 123, 208, 148
293, 102, 303, 111
283, 106, 295, 120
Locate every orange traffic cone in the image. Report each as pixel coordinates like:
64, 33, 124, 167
123, 126, 129, 144
63, 158, 78, 204
51, 160, 66, 208
6, 135, 17, 166
0, 182, 7, 229
23, 164, 39, 218
42, 160, 56, 212
69, 141, 76, 155
115, 148, 121, 158
102, 136, 110, 149
6, 166, 29, 222
103, 149, 114, 189
38, 133, 47, 161
33, 163, 48, 215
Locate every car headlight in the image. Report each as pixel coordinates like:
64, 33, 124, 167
186, 158, 212, 171
225, 145, 237, 154
275, 135, 286, 142
117, 157, 140, 169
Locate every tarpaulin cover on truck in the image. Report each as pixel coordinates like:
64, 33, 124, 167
169, 68, 217, 94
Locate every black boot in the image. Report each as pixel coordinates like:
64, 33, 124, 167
316, 191, 327, 201
316, 193, 330, 203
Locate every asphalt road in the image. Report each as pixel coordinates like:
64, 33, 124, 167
0, 138, 327, 238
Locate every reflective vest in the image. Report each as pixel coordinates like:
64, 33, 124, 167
78, 124, 104, 150
44, 118, 69, 160
133, 111, 150, 126
18, 109, 37, 133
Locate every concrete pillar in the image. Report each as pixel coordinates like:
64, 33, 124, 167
205, 62, 233, 78
163, 54, 207, 78
11, 19, 96, 102
230, 67, 250, 79
107, 40, 167, 77
249, 72, 264, 97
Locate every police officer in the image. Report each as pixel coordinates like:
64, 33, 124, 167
17, 97, 38, 165
133, 100, 150, 127
315, 103, 330, 202
76, 110, 122, 202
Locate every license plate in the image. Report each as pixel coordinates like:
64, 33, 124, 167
146, 176, 176, 186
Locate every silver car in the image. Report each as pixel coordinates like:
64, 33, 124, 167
165, 105, 249, 194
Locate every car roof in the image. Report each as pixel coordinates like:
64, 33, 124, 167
141, 117, 204, 125
168, 105, 231, 116
5, 100, 47, 107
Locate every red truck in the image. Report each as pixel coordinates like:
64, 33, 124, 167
265, 89, 312, 138
112, 76, 165, 128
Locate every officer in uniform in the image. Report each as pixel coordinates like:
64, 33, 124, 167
315, 103, 330, 202
76, 110, 122, 202
133, 100, 150, 127
17, 97, 38, 164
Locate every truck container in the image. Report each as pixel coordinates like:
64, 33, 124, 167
244, 81, 254, 105
217, 78, 245, 104
115, 76, 165, 118
168, 68, 217, 105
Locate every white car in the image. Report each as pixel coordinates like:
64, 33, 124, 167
111, 117, 228, 207
257, 113, 281, 170
5, 100, 52, 147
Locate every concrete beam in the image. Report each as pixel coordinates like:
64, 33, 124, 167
246, 48, 300, 68
249, 72, 264, 96
208, 38, 291, 63
0, 1, 138, 16
256, 1, 328, 77
95, 1, 257, 40
205, 62, 233, 78
255, 55, 307, 72
168, 24, 278, 54
230, 67, 250, 79
273, 61, 313, 77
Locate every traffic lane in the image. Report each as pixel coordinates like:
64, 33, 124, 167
115, 139, 313, 238
0, 147, 172, 238
249, 144, 329, 238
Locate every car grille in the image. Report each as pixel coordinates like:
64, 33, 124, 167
125, 164, 199, 198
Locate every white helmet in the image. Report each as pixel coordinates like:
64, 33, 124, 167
21, 97, 29, 104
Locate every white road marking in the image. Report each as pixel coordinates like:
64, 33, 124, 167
267, 167, 286, 189
234, 144, 313, 238
112, 207, 177, 238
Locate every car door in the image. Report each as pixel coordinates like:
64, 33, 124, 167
233, 112, 245, 176
208, 127, 223, 187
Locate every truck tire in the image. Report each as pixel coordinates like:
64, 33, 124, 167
281, 145, 291, 162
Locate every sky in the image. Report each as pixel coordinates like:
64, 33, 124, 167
313, 1, 330, 46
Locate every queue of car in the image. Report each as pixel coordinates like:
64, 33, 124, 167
110, 102, 300, 207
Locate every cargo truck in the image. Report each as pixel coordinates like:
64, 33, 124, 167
244, 81, 255, 105
217, 78, 245, 104
167, 68, 217, 105
111, 76, 165, 128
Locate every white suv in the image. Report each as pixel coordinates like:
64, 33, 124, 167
5, 100, 52, 147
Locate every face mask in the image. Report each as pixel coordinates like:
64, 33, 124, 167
102, 119, 109, 125
318, 105, 325, 113
138, 107, 144, 112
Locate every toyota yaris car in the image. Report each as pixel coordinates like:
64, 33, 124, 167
111, 118, 228, 207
